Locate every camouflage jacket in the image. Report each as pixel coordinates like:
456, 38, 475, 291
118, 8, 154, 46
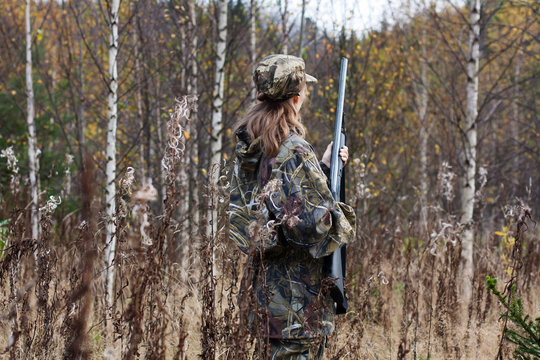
229, 127, 356, 340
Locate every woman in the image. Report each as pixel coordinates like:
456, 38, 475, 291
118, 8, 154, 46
229, 54, 356, 359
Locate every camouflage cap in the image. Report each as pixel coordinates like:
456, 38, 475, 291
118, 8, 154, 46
253, 54, 317, 101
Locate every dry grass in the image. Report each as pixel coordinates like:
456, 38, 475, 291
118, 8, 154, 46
0, 97, 538, 359
0, 212, 538, 359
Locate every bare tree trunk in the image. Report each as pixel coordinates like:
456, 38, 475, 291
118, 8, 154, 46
133, 3, 146, 185
188, 0, 200, 254
460, 0, 481, 307
279, 0, 288, 54
209, 0, 227, 199
512, 48, 522, 194
297, 0, 306, 57
104, 0, 120, 308
208, 0, 227, 273
154, 61, 165, 206
152, 39, 166, 204
418, 24, 429, 236
76, 1, 86, 171
25, 0, 39, 243
178, 18, 189, 256
250, 0, 257, 101
51, 41, 57, 88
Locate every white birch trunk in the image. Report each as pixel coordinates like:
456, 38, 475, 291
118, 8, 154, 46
188, 0, 200, 237
209, 0, 227, 193
297, 0, 306, 57
178, 20, 189, 254
250, 0, 257, 101
460, 0, 481, 306
25, 0, 39, 242
279, 0, 288, 54
104, 0, 120, 307
208, 0, 228, 273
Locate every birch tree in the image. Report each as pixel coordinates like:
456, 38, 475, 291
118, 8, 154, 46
177, 12, 190, 253
208, 0, 227, 271
209, 0, 227, 191
278, 0, 288, 54
460, 0, 481, 305
297, 0, 306, 57
188, 0, 200, 239
104, 0, 120, 307
25, 0, 39, 242
417, 19, 429, 235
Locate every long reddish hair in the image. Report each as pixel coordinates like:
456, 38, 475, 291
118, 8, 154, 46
234, 87, 306, 158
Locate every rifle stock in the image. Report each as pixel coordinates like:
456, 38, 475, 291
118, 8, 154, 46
324, 57, 348, 315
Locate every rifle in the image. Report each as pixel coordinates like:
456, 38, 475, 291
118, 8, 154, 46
324, 57, 348, 315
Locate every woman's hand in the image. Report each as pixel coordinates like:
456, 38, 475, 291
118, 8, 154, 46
322, 141, 349, 168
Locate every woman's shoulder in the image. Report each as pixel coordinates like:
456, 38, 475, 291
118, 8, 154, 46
277, 134, 315, 161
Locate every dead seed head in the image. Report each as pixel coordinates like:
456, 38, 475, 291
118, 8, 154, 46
39, 195, 61, 214
120, 167, 135, 194
162, 96, 197, 182
504, 199, 532, 222
1, 146, 19, 174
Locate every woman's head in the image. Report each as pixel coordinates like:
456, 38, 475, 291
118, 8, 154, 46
253, 54, 317, 101
234, 55, 316, 158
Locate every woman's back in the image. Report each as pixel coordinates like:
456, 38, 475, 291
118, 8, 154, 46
230, 128, 355, 339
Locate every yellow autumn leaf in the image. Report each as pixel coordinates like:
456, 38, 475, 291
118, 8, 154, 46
494, 231, 505, 236
183, 130, 190, 140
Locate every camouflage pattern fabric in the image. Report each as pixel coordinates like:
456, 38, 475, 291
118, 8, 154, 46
265, 338, 326, 360
229, 130, 263, 254
229, 127, 356, 340
254, 54, 317, 101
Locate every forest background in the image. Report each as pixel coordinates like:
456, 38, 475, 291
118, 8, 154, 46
0, 0, 539, 359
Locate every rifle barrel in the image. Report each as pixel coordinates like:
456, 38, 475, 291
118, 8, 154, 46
330, 57, 348, 201
326, 57, 349, 315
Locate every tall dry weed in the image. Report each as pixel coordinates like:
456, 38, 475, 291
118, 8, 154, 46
62, 154, 96, 359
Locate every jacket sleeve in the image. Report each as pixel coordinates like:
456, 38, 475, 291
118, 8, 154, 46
263, 146, 356, 258
319, 161, 331, 180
